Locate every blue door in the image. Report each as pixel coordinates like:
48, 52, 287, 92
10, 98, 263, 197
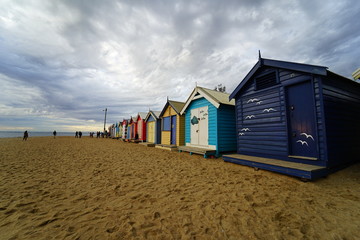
286, 81, 318, 159
171, 115, 177, 145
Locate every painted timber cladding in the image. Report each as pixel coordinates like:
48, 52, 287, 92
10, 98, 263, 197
235, 67, 327, 166
161, 106, 172, 144
145, 113, 162, 144
185, 97, 217, 146
176, 115, 185, 146
217, 104, 237, 152
321, 74, 360, 168
185, 98, 236, 153
146, 115, 155, 143
160, 103, 185, 146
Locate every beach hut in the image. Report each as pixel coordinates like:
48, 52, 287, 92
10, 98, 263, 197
118, 121, 123, 138
136, 112, 147, 142
179, 86, 236, 158
129, 116, 138, 140
223, 56, 360, 180
121, 119, 128, 139
115, 122, 120, 138
156, 100, 185, 150
126, 119, 132, 141
144, 110, 162, 144
109, 124, 116, 138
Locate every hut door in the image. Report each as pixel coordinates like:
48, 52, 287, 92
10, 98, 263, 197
286, 81, 318, 159
148, 122, 155, 143
191, 108, 200, 145
171, 115, 177, 144
191, 106, 208, 146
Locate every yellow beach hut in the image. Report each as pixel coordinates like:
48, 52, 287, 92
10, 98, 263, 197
156, 100, 185, 151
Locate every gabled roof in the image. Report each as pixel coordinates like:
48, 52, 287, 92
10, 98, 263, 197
229, 58, 328, 100
159, 100, 186, 117
144, 110, 161, 122
180, 86, 234, 114
137, 112, 147, 120
129, 116, 137, 124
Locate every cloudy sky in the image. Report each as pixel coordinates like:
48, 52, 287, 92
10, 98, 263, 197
0, 0, 359, 132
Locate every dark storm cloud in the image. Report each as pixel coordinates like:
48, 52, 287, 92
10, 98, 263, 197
0, 0, 359, 131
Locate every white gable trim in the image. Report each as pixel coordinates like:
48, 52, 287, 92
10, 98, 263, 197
180, 87, 220, 115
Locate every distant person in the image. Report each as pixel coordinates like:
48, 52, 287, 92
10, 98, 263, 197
23, 130, 28, 141
79, 131, 82, 138
75, 131, 78, 138
53, 130, 57, 138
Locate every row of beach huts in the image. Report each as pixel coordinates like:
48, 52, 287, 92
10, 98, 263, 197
107, 56, 360, 180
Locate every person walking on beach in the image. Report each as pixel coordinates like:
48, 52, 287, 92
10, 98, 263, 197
79, 131, 82, 138
75, 131, 78, 138
23, 130, 28, 141
53, 130, 57, 138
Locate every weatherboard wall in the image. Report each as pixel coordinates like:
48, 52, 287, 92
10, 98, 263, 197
137, 117, 146, 141
217, 104, 237, 152
234, 66, 327, 166
146, 114, 162, 144
184, 97, 236, 154
321, 73, 360, 168
176, 114, 185, 146
184, 97, 217, 147
160, 104, 184, 146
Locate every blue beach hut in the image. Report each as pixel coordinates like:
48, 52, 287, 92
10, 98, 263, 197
223, 56, 360, 180
179, 86, 236, 158
126, 118, 132, 141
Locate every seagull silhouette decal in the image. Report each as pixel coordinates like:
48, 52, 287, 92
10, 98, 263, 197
239, 133, 245, 136
300, 133, 314, 141
296, 140, 309, 146
241, 128, 251, 132
247, 98, 260, 103
245, 115, 256, 119
256, 101, 263, 105
262, 108, 276, 112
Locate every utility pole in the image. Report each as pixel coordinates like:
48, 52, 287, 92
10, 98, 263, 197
103, 108, 107, 132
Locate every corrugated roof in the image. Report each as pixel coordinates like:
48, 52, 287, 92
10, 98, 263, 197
169, 100, 185, 114
138, 112, 147, 120
152, 111, 161, 118
200, 87, 235, 106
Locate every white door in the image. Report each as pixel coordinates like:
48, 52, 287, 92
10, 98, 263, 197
190, 106, 208, 146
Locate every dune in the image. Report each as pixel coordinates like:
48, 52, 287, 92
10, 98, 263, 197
0, 137, 359, 239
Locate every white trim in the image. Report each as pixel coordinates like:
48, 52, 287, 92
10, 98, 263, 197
180, 87, 220, 115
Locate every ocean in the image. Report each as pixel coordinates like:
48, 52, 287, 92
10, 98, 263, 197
0, 131, 86, 138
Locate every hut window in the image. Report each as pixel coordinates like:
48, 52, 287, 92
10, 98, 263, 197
163, 117, 171, 131
255, 71, 278, 90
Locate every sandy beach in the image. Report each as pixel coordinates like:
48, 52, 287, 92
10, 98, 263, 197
0, 137, 359, 240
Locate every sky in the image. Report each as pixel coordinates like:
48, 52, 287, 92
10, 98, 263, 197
0, 0, 359, 132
